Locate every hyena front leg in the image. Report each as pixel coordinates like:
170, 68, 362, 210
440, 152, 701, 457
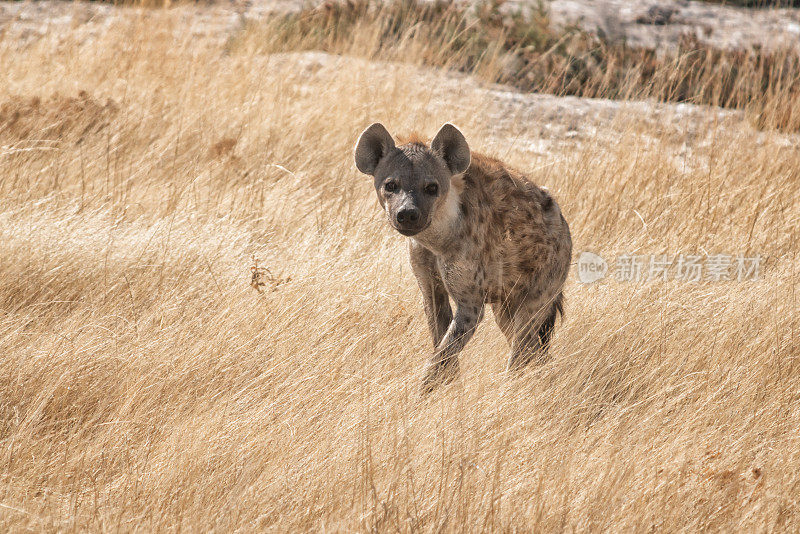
422, 298, 484, 393
409, 243, 452, 347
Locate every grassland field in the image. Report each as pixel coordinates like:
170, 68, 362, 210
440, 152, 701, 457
0, 1, 799, 531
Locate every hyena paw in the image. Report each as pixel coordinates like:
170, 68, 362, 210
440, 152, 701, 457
506, 349, 550, 373
421, 359, 459, 394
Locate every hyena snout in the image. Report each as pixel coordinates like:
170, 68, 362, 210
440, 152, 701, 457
395, 206, 420, 226
390, 195, 428, 235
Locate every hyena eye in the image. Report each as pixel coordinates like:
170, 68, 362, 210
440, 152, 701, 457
384, 181, 398, 193
424, 183, 439, 196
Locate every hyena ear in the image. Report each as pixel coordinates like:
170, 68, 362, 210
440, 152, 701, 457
431, 123, 470, 175
354, 123, 396, 176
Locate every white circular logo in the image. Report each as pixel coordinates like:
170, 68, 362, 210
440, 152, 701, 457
577, 252, 608, 284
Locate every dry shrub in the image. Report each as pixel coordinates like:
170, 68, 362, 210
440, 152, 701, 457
0, 91, 118, 144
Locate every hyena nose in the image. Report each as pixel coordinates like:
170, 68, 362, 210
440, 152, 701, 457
396, 208, 420, 225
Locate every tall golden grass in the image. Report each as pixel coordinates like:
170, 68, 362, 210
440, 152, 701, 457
0, 6, 798, 532
245, 0, 800, 132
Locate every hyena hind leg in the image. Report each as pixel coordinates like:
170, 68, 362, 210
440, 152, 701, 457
537, 291, 563, 353
506, 294, 563, 372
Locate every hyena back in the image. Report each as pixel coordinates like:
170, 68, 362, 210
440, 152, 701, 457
354, 123, 572, 393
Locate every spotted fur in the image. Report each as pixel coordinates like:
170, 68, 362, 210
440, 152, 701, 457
355, 123, 572, 393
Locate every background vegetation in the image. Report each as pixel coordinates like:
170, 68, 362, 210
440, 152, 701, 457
0, 2, 798, 531
246, 0, 800, 131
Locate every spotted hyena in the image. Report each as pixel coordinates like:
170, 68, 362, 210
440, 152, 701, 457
354, 123, 572, 392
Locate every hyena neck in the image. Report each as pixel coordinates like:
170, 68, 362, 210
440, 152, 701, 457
411, 177, 464, 257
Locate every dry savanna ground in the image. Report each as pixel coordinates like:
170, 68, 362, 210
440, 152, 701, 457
1, 5, 799, 532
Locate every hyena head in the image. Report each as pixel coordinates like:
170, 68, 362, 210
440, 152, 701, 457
354, 122, 470, 237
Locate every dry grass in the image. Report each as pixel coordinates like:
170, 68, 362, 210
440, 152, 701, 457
247, 0, 800, 132
0, 6, 799, 532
